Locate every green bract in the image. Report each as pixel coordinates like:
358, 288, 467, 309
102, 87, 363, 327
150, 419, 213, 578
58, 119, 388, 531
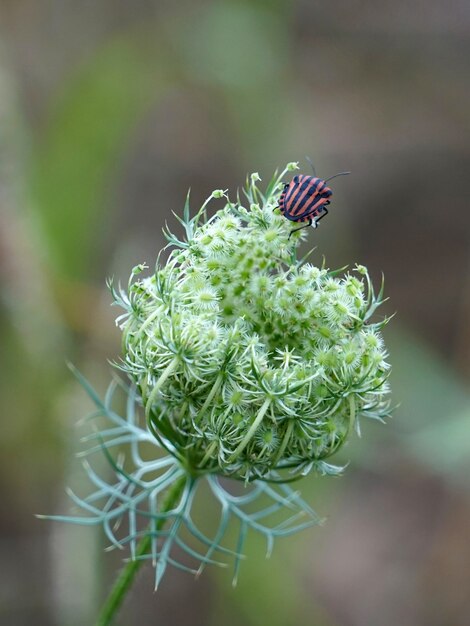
112, 163, 391, 482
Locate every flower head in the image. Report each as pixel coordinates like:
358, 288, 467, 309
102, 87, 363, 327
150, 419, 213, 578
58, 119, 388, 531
113, 165, 391, 482
47, 165, 392, 593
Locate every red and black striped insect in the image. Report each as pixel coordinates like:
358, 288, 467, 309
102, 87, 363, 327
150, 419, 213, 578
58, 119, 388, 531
278, 169, 350, 237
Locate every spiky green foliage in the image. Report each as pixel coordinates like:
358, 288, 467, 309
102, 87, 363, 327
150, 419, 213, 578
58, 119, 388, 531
45, 375, 321, 588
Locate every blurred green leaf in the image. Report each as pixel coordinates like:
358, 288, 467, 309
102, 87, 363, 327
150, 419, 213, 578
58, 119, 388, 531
172, 2, 291, 163
30, 36, 166, 279
388, 327, 470, 431
349, 327, 470, 482
391, 331, 470, 479
409, 406, 470, 480
179, 3, 285, 88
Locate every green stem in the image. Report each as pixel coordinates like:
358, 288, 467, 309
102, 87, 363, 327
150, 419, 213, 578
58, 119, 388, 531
199, 439, 218, 467
347, 395, 356, 439
322, 395, 356, 460
137, 307, 162, 336
272, 419, 294, 467
95, 475, 186, 626
145, 359, 179, 419
228, 398, 271, 462
196, 373, 224, 423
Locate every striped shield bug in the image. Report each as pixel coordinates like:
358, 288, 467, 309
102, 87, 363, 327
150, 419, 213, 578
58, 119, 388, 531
278, 165, 350, 237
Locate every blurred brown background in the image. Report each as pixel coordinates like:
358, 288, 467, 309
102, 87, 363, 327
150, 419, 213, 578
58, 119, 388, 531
0, 1, 469, 625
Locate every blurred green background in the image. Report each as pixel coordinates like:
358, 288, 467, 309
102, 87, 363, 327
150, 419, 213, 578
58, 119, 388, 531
0, 1, 469, 625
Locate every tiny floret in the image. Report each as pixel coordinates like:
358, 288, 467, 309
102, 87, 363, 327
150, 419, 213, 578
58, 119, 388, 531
211, 189, 228, 199
287, 161, 300, 171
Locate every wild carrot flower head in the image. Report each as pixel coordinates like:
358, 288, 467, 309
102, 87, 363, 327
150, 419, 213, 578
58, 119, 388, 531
112, 163, 391, 482
46, 164, 391, 589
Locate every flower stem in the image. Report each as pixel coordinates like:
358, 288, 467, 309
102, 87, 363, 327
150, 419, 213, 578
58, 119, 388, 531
229, 398, 271, 462
272, 419, 294, 467
199, 439, 218, 467
145, 359, 179, 419
195, 373, 224, 423
137, 307, 162, 337
95, 474, 186, 626
347, 395, 356, 439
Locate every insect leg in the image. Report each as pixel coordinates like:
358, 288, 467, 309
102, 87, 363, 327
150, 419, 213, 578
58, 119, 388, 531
314, 207, 328, 223
288, 219, 312, 238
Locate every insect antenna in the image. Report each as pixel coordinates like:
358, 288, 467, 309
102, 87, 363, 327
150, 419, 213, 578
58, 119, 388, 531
323, 171, 351, 183
305, 156, 317, 177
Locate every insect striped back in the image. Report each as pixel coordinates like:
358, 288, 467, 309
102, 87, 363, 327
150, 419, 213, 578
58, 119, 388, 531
278, 170, 349, 237
280, 175, 332, 220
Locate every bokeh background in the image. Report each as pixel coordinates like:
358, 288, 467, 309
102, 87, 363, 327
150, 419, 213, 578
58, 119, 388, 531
0, 1, 469, 625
